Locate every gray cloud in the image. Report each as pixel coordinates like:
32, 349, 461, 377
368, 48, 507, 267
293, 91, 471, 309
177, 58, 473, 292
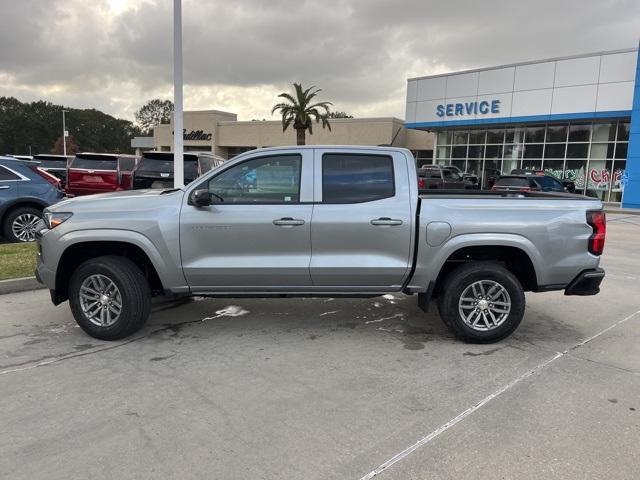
0, 0, 638, 121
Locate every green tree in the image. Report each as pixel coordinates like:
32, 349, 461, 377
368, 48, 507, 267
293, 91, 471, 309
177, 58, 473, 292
271, 83, 332, 145
0, 97, 138, 154
134, 99, 174, 134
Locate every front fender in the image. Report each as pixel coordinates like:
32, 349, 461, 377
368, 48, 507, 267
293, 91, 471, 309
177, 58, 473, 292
47, 228, 188, 293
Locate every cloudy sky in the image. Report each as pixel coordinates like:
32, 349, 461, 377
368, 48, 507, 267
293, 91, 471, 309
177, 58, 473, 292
1, 0, 639, 123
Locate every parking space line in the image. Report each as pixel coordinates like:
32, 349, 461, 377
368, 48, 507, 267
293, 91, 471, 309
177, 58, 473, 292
359, 307, 640, 480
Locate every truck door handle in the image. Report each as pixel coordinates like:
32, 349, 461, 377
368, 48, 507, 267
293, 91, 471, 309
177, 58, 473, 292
0, 186, 9, 190
371, 217, 403, 226
273, 217, 305, 226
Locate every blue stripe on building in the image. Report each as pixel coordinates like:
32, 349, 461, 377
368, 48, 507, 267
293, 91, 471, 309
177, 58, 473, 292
405, 110, 632, 129
622, 43, 640, 208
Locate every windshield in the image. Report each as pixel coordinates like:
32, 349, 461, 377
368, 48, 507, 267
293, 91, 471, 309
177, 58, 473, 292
137, 157, 198, 177
69, 156, 117, 171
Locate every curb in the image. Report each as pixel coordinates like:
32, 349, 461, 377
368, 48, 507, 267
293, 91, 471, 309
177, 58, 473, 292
0, 276, 45, 295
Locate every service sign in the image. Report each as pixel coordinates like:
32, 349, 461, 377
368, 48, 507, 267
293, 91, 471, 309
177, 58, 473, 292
436, 99, 500, 118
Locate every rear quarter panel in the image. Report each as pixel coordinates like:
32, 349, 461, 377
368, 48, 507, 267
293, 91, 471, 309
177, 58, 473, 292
409, 196, 603, 290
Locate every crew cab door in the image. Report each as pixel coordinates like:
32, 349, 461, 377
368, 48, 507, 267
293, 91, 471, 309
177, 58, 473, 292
309, 149, 414, 288
180, 150, 314, 291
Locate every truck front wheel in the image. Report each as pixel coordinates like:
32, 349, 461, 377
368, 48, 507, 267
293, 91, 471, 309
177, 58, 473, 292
68, 255, 152, 340
437, 262, 525, 343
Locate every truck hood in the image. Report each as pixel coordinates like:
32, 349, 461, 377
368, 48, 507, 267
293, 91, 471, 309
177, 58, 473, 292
48, 188, 185, 212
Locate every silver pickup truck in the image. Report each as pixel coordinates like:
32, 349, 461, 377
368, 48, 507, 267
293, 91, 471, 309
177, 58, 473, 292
35, 146, 606, 343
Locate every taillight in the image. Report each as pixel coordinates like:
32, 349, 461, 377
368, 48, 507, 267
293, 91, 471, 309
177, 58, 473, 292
418, 178, 426, 189
30, 166, 61, 188
491, 185, 497, 191
518, 187, 531, 192
587, 210, 606, 255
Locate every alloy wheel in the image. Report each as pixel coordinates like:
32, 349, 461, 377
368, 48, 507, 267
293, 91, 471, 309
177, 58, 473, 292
458, 280, 511, 331
79, 274, 123, 327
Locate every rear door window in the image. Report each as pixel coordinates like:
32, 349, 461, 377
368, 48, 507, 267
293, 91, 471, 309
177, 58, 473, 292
534, 176, 564, 191
322, 154, 394, 203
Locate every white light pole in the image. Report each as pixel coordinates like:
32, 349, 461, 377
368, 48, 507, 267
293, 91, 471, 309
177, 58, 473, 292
173, 0, 184, 188
62, 110, 69, 156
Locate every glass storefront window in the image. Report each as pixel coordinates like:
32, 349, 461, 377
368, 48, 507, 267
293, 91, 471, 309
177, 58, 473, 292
523, 144, 543, 158
587, 159, 613, 201
430, 119, 629, 201
485, 145, 502, 159
467, 145, 484, 159
504, 144, 523, 159
521, 159, 542, 170
589, 143, 615, 159
466, 160, 482, 178
615, 143, 628, 159
525, 125, 545, 143
546, 125, 567, 143
468, 130, 486, 144
486, 129, 504, 144
566, 143, 589, 159
617, 122, 630, 141
452, 146, 467, 158
503, 158, 520, 174
564, 160, 588, 194
505, 128, 524, 144
436, 146, 450, 161
437, 131, 452, 145
451, 159, 466, 171
543, 160, 564, 180
592, 123, 616, 142
453, 131, 468, 144
610, 160, 626, 202
568, 124, 591, 142
483, 159, 502, 189
544, 143, 565, 159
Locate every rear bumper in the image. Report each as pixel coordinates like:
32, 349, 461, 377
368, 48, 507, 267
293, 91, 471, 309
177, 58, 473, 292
564, 268, 605, 296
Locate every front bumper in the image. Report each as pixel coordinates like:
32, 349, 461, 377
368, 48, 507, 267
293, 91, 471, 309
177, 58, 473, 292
564, 268, 605, 296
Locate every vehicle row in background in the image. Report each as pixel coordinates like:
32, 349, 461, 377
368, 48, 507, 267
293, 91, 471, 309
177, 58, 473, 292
1, 151, 225, 242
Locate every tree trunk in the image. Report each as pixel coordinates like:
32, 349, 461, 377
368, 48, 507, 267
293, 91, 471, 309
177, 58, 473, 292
296, 127, 306, 145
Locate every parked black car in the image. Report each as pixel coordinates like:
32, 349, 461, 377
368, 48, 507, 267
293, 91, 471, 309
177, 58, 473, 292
492, 172, 566, 193
510, 169, 576, 193
132, 151, 225, 189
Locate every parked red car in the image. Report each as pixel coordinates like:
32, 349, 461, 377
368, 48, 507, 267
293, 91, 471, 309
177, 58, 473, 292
66, 153, 137, 196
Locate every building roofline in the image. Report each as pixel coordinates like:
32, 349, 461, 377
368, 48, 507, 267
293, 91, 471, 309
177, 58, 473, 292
217, 117, 406, 126
407, 47, 639, 82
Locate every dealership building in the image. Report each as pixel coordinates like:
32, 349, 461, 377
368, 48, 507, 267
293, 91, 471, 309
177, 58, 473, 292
152, 110, 434, 164
405, 46, 640, 208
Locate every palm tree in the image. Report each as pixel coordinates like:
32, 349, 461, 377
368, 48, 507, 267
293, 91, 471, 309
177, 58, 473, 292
272, 83, 333, 145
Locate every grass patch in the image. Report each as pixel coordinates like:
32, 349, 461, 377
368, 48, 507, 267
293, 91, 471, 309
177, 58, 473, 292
0, 242, 38, 281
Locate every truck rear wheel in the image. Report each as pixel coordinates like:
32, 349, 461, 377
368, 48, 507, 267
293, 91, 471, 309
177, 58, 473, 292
68, 255, 152, 340
437, 262, 525, 343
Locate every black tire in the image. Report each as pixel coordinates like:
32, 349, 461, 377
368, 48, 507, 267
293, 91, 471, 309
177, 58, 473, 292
3, 206, 42, 243
437, 262, 525, 343
69, 255, 152, 340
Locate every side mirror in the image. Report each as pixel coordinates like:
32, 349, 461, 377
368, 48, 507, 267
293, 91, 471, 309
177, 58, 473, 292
190, 189, 211, 207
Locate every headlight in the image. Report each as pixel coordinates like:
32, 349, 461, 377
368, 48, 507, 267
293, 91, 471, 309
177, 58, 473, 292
44, 211, 73, 229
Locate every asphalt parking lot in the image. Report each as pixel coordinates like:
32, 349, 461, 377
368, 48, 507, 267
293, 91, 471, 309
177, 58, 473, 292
1, 213, 639, 480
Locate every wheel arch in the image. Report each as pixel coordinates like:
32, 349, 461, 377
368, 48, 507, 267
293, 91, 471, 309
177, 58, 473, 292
53, 239, 166, 304
420, 233, 543, 299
